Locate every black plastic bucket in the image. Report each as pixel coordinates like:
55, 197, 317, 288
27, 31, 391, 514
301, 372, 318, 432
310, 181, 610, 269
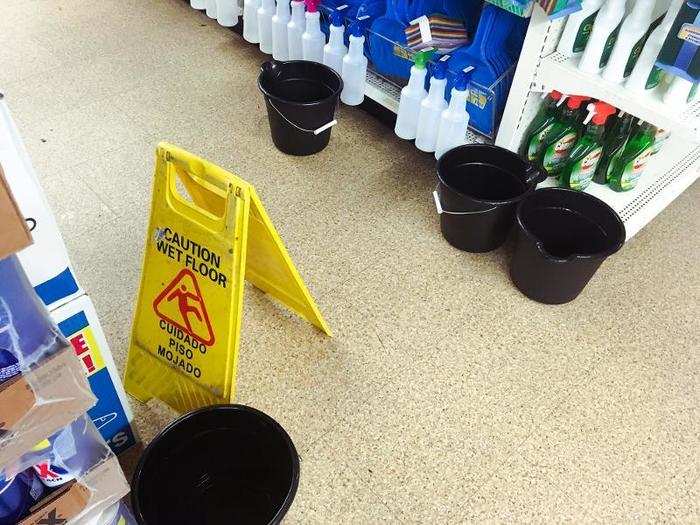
131, 405, 299, 525
258, 60, 343, 156
510, 188, 625, 304
435, 144, 547, 252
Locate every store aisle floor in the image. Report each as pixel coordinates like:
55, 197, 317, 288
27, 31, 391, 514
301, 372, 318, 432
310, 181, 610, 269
3, 0, 699, 522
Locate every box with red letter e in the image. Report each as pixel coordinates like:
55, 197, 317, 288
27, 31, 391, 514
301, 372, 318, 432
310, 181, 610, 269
51, 295, 136, 455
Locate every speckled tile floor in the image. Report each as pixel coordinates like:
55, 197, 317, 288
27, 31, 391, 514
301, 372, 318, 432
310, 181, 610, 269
3, 0, 699, 522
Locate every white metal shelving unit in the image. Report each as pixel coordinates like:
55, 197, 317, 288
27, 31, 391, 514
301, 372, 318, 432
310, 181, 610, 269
536, 52, 700, 142
229, 5, 696, 240
365, 68, 403, 114
494, 5, 699, 240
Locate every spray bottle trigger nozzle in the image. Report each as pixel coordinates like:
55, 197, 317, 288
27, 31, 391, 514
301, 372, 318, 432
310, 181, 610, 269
432, 60, 448, 79
349, 21, 364, 37
455, 66, 475, 90
583, 102, 596, 125
331, 8, 345, 26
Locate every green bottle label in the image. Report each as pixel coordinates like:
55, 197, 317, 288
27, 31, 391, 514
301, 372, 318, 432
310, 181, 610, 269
569, 147, 603, 190
645, 66, 664, 89
527, 123, 555, 161
543, 132, 578, 172
620, 148, 653, 190
573, 11, 599, 53
625, 15, 664, 77
599, 23, 622, 68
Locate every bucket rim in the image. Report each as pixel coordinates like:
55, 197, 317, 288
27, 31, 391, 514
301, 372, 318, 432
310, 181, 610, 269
258, 60, 343, 108
436, 144, 539, 206
515, 187, 626, 262
131, 403, 300, 525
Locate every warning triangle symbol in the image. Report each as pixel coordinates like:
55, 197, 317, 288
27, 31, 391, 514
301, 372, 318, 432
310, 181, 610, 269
153, 269, 215, 346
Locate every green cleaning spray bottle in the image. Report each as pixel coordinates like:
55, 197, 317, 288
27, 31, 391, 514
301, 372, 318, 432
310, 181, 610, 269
519, 90, 565, 162
538, 95, 590, 176
608, 120, 656, 192
559, 101, 616, 191
593, 109, 634, 184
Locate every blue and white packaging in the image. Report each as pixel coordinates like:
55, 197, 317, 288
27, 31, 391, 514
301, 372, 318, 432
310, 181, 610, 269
0, 256, 95, 469
3, 415, 129, 525
0, 255, 65, 378
0, 470, 44, 525
28, 416, 110, 487
0, 99, 82, 311
51, 296, 136, 455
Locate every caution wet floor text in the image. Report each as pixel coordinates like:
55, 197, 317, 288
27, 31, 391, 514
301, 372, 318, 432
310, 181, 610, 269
124, 143, 331, 412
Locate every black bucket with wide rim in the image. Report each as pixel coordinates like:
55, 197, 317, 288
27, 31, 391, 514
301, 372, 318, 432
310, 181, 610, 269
435, 144, 547, 252
510, 188, 625, 304
258, 60, 342, 156
131, 405, 299, 525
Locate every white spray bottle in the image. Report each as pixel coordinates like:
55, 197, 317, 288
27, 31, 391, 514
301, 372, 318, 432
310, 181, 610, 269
191, 0, 206, 9
557, 0, 606, 57
627, 0, 684, 92
257, 0, 275, 54
323, 7, 348, 75
272, 0, 291, 60
216, 0, 240, 27
394, 50, 431, 140
341, 21, 368, 105
206, 0, 218, 18
243, 0, 261, 43
435, 66, 474, 159
287, 0, 306, 60
602, 0, 657, 83
415, 59, 449, 153
302, 0, 325, 63
578, 0, 627, 74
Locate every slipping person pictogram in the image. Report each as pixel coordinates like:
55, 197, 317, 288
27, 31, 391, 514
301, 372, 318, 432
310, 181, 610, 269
168, 283, 203, 335
153, 269, 215, 346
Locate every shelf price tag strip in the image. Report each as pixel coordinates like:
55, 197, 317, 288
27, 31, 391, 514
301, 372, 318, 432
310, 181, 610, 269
124, 143, 331, 413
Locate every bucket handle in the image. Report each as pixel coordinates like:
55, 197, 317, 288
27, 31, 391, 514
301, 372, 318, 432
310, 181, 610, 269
267, 99, 338, 135
524, 164, 548, 186
432, 188, 497, 215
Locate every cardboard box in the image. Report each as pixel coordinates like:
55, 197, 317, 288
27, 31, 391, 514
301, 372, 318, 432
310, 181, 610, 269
0, 348, 96, 468
21, 482, 91, 525
20, 456, 129, 525
0, 163, 31, 259
52, 295, 136, 455
0, 99, 82, 310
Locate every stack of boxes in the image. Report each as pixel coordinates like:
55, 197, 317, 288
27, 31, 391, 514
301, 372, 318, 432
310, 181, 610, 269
0, 97, 136, 524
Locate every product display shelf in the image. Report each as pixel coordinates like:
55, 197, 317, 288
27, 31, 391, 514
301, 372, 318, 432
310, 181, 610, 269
536, 52, 700, 142
316, 4, 515, 140
365, 67, 486, 144
496, 5, 700, 241
538, 137, 700, 239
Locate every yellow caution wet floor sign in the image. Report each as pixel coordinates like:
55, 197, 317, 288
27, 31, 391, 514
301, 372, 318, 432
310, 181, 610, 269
124, 143, 331, 412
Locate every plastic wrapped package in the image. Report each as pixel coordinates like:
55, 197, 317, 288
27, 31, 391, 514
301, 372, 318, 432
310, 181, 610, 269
0, 469, 45, 525
0, 256, 65, 372
51, 296, 136, 456
84, 500, 137, 525
0, 256, 95, 469
1, 415, 129, 524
